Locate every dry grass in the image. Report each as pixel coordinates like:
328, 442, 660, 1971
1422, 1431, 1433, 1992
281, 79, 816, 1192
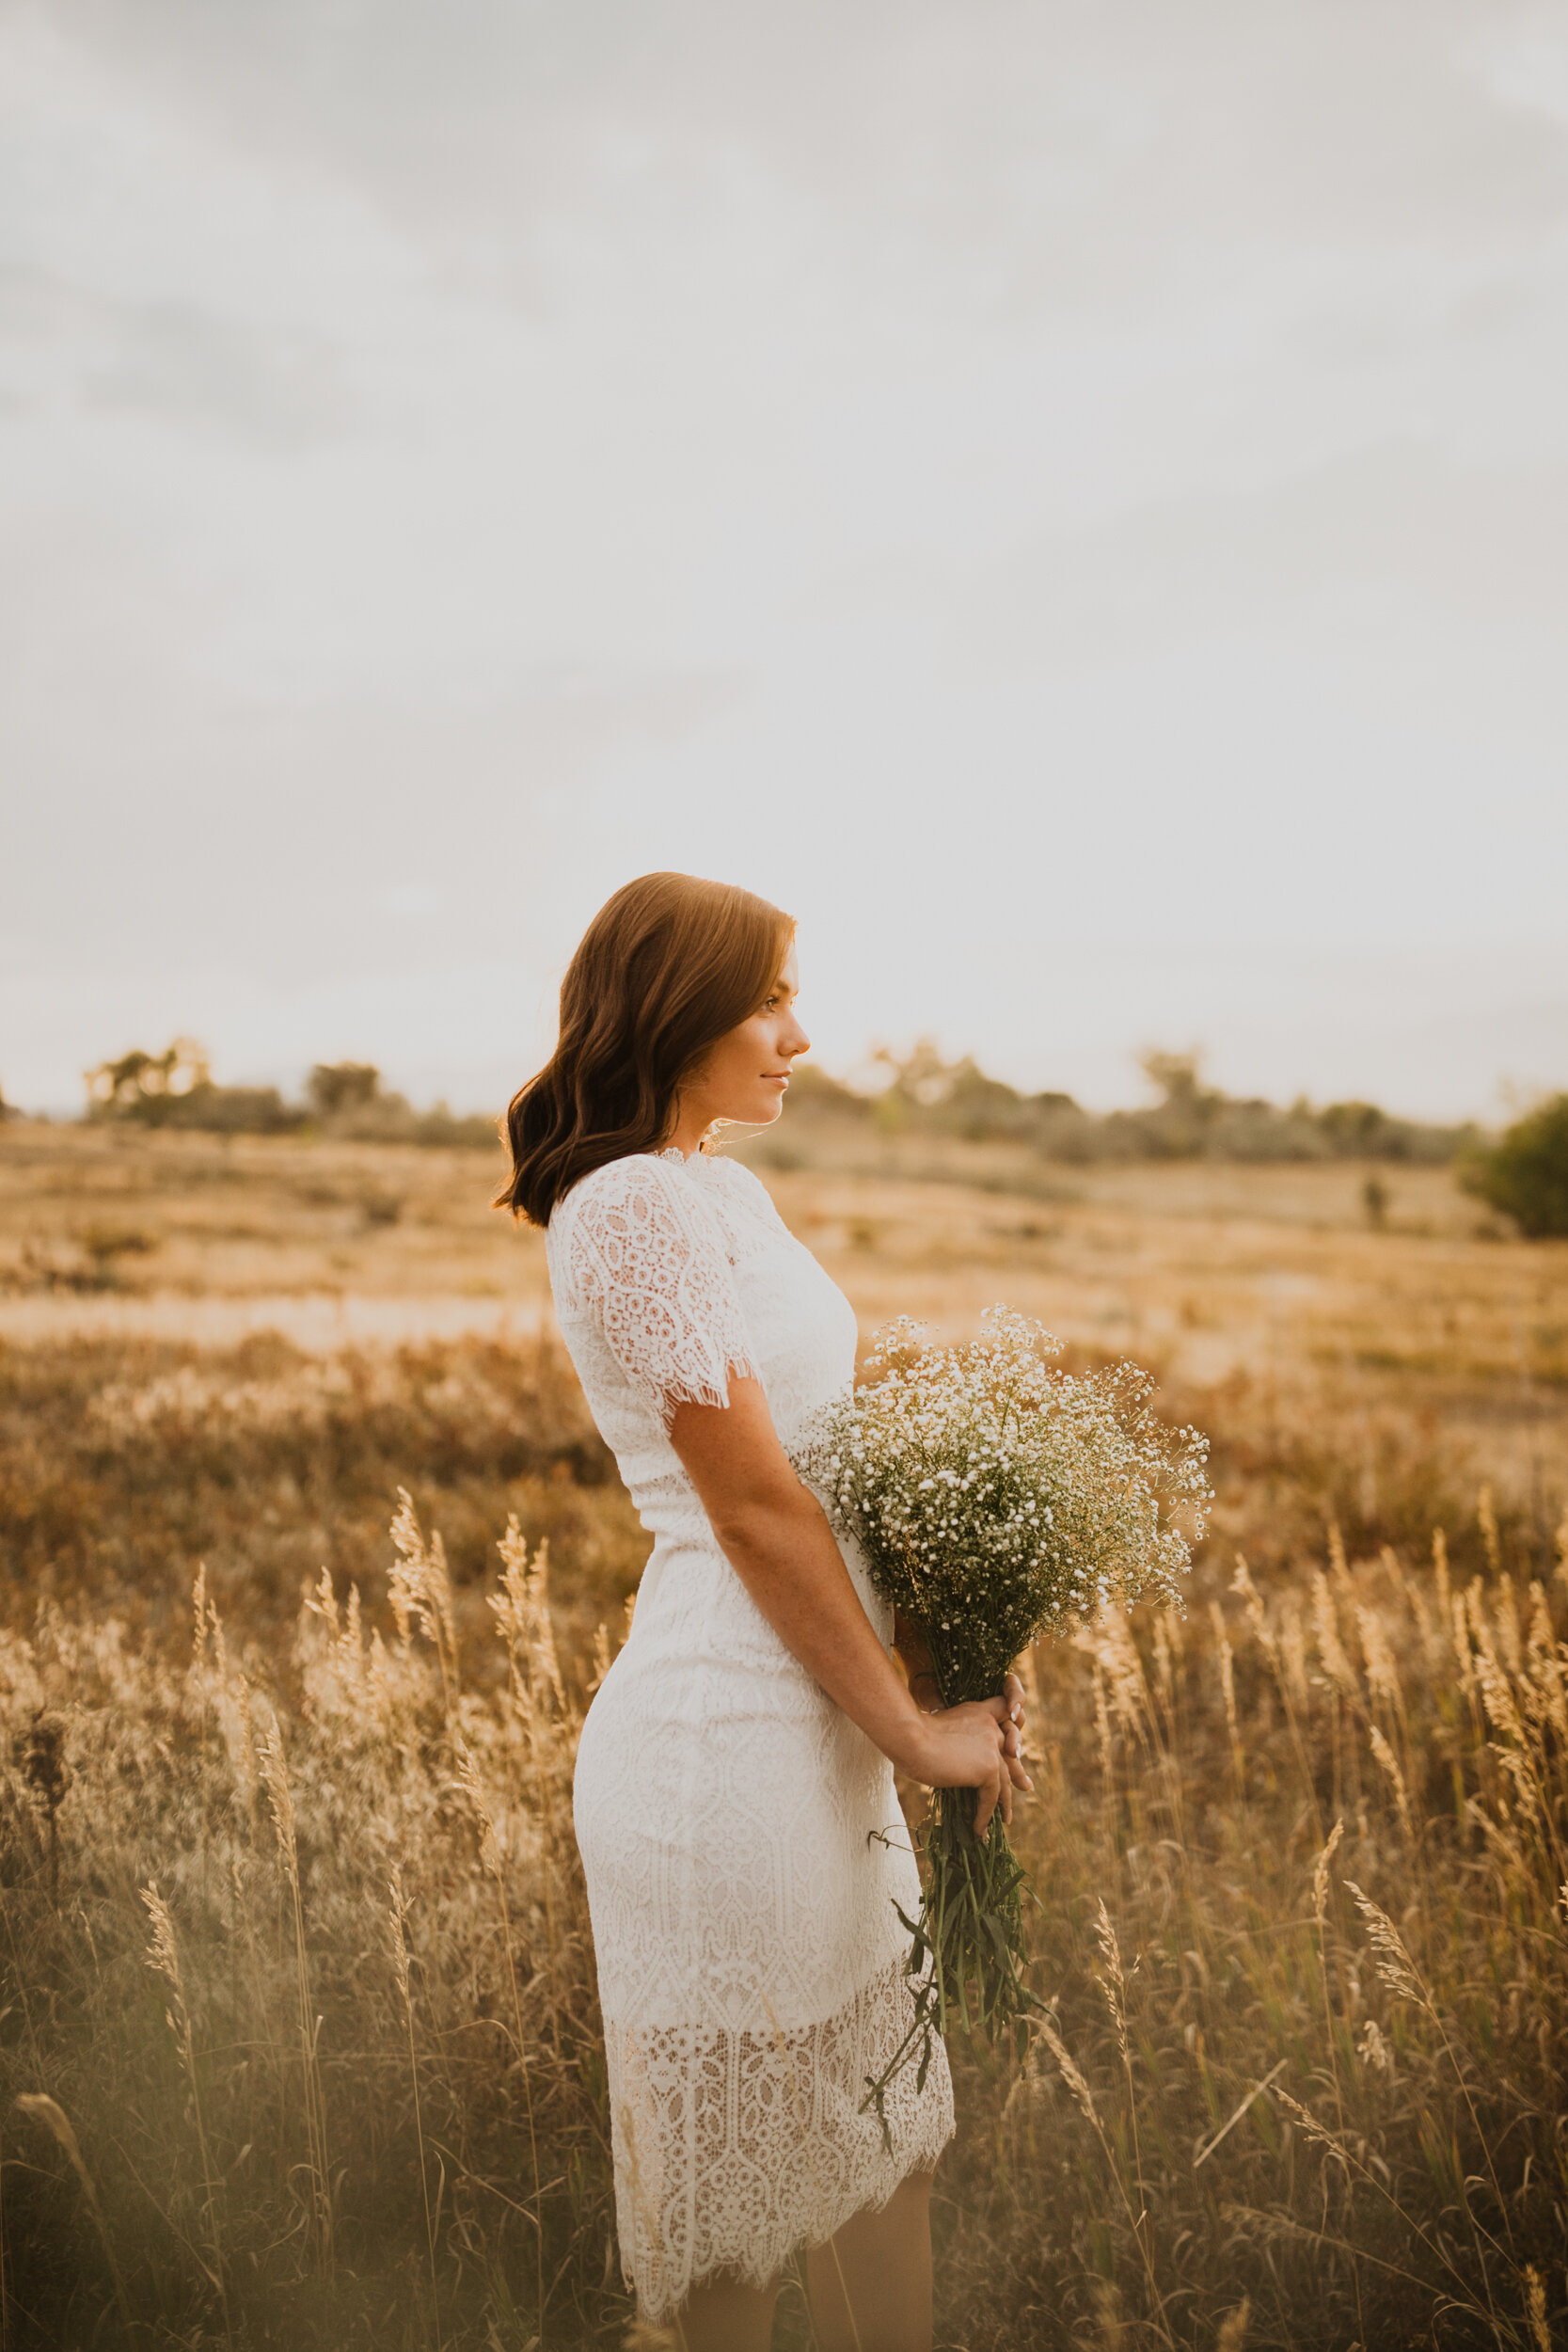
2, 1504, 606, 2349
2, 1121, 1567, 2348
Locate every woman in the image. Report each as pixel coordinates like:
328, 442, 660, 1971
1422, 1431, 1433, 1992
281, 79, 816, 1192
499, 873, 1030, 2352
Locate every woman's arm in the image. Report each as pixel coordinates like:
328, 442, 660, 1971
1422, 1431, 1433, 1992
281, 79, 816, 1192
894, 1610, 942, 1712
671, 1378, 1032, 1832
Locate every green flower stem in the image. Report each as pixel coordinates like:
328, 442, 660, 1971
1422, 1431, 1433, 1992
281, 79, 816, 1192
863, 1688, 1042, 2145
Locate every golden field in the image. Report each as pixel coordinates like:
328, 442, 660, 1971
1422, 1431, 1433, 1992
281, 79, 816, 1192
2, 1119, 1566, 2349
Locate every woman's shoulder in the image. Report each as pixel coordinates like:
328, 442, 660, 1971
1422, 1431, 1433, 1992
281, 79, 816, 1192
547, 1152, 747, 1327
549, 1147, 780, 1235
548, 1151, 715, 1240
704, 1152, 777, 1210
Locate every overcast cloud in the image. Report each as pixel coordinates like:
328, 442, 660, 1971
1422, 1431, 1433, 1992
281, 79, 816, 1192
2, 0, 1565, 1116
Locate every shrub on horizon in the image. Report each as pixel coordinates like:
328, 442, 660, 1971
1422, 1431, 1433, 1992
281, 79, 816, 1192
76, 1044, 499, 1147
1460, 1093, 1568, 1238
307, 1060, 383, 1118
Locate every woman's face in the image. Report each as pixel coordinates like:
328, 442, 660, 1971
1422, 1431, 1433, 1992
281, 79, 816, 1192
680, 942, 810, 1135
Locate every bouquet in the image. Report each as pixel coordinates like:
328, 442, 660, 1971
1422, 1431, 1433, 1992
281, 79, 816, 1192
797, 1307, 1211, 2128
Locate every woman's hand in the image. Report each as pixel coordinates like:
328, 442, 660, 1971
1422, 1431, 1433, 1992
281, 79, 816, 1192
909, 1666, 1025, 1724
894, 1693, 1033, 1836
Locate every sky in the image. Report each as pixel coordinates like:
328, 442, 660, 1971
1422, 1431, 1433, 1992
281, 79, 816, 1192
2, 0, 1566, 1120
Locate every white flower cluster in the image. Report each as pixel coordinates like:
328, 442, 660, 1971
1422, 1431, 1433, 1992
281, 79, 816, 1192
797, 1307, 1211, 1704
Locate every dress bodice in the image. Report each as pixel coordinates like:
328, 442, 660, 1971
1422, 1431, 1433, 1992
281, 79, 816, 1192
546, 1148, 859, 1559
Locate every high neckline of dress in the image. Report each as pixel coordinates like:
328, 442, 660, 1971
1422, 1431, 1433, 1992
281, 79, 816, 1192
654, 1145, 707, 1168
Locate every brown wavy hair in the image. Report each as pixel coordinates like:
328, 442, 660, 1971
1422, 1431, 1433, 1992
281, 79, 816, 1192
496, 872, 795, 1227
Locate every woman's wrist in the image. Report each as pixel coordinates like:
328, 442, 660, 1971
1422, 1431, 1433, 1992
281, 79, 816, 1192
883, 1693, 939, 1782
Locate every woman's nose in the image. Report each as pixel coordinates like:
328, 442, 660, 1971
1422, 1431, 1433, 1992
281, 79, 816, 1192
786, 1023, 811, 1058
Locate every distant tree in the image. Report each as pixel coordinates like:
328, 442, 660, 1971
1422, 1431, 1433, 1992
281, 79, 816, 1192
1319, 1100, 1412, 1158
308, 1063, 382, 1118
1135, 1049, 1227, 1156
866, 1039, 1035, 1142
1139, 1050, 1212, 1111
86, 1040, 212, 1122
82, 1041, 301, 1135
874, 1037, 966, 1110
1460, 1095, 1568, 1238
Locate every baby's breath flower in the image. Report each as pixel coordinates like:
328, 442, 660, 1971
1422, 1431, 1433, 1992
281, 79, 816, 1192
796, 1305, 1211, 1705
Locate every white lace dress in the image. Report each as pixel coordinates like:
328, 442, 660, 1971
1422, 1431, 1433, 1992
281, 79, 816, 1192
546, 1146, 954, 2319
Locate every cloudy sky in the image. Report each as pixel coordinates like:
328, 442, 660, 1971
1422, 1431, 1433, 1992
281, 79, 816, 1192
3, 0, 1566, 1118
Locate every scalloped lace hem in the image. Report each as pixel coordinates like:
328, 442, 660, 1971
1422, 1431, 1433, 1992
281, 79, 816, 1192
605, 1959, 956, 2323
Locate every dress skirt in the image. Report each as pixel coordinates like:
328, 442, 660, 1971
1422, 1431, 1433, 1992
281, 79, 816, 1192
573, 1528, 955, 2320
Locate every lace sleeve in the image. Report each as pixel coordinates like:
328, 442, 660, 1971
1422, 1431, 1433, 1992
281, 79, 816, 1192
559, 1158, 761, 1424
